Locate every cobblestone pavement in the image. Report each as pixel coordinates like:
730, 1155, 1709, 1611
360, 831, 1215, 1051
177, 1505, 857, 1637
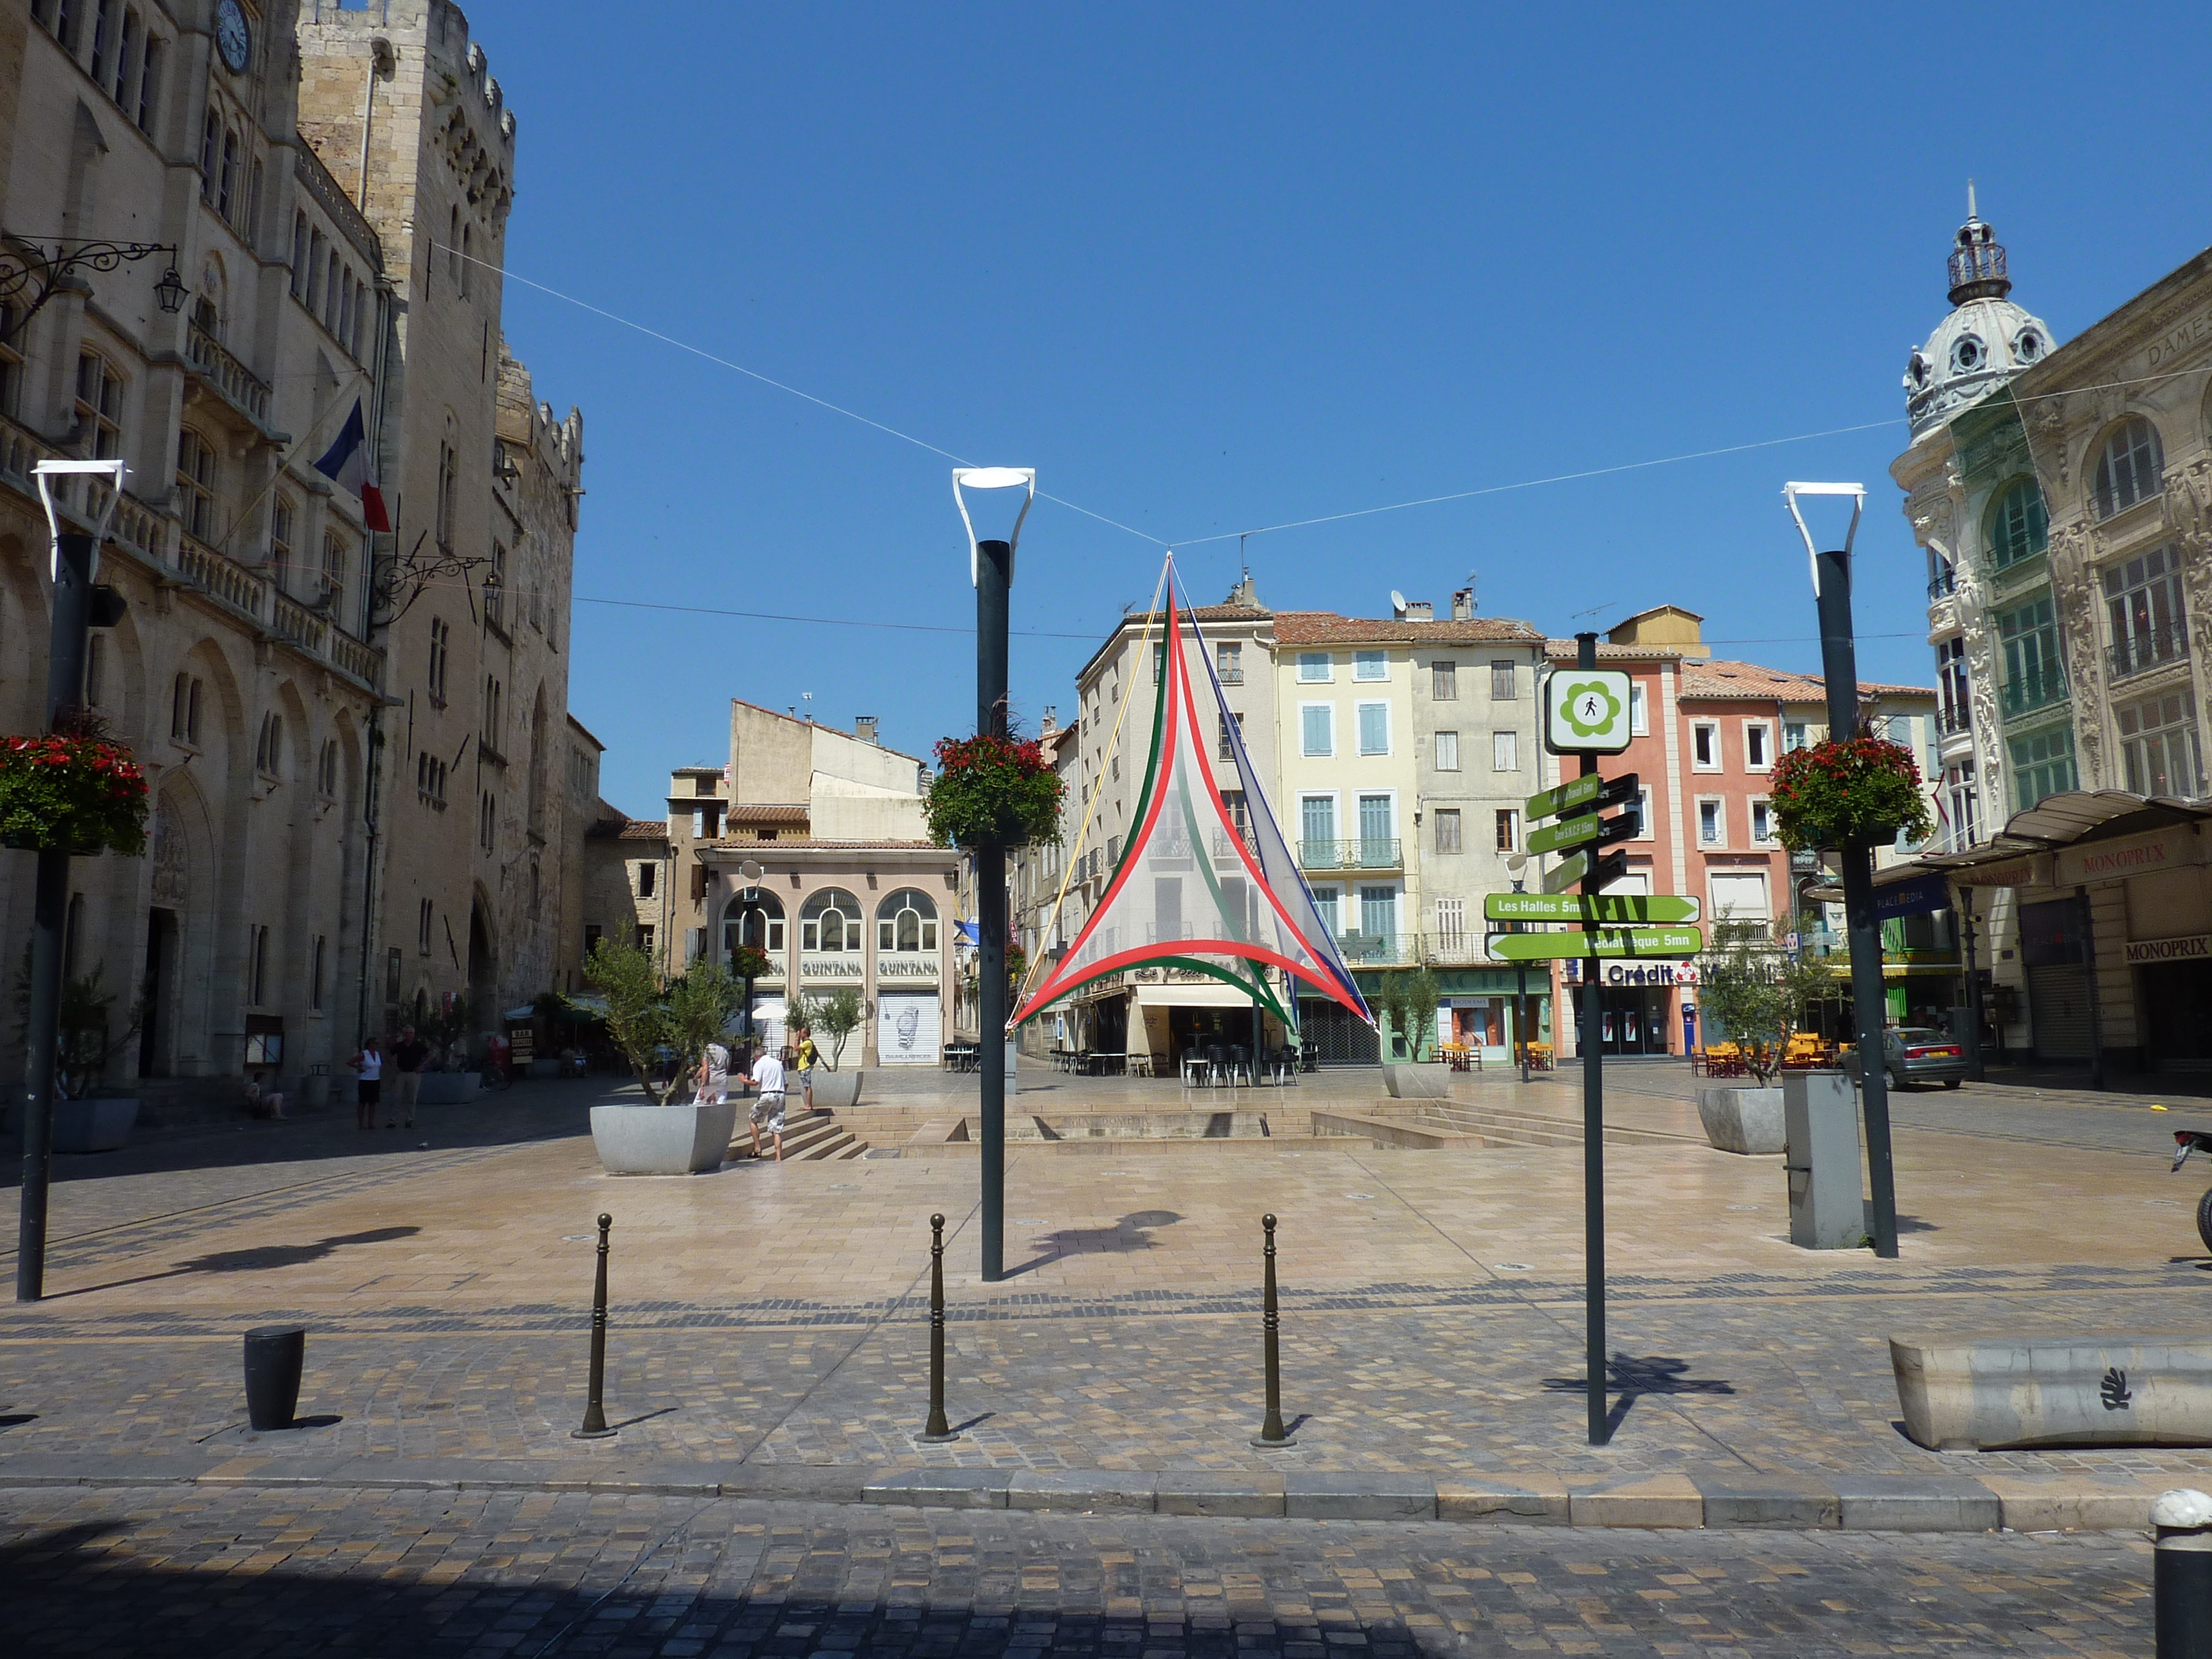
0, 1484, 2150, 1656
5, 1071, 2211, 1490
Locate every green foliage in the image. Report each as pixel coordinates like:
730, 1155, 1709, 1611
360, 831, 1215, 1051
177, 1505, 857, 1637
0, 729, 149, 855
1770, 734, 1935, 852
728, 943, 774, 984
586, 933, 676, 1103
417, 992, 474, 1069
13, 955, 144, 1100
1696, 920, 1842, 1084
1378, 967, 1441, 1061
665, 960, 746, 1091
793, 985, 865, 1070
926, 734, 1064, 848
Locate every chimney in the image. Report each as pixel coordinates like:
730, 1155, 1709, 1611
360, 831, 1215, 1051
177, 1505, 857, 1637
1451, 588, 1474, 620
1403, 600, 1433, 623
1042, 706, 1058, 737
854, 716, 879, 744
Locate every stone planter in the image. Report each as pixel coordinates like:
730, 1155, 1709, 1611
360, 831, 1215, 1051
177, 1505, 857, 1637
52, 1096, 138, 1153
1381, 1062, 1452, 1100
811, 1069, 863, 1111
1892, 1335, 2212, 1450
590, 1100, 737, 1175
415, 1072, 480, 1105
1697, 1086, 1786, 1155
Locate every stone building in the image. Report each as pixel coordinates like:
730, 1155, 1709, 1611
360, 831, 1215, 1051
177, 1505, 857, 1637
295, 0, 585, 1039
1, 0, 392, 1113
1897, 201, 2212, 1070
0, 1, 586, 1121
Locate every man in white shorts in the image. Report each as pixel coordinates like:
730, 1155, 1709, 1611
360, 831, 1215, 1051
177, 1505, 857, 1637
695, 1038, 729, 1107
749, 1044, 788, 1161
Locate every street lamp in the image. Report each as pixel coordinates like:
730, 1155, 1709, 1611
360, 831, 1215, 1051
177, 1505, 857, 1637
17, 459, 127, 1302
951, 466, 1034, 1285
0, 241, 185, 341
1781, 480, 1900, 1261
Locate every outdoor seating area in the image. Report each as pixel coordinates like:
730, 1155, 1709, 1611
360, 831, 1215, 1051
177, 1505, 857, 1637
1174, 1044, 1301, 1089
1520, 1042, 1553, 1071
1691, 1033, 1842, 1078
1438, 1042, 1484, 1073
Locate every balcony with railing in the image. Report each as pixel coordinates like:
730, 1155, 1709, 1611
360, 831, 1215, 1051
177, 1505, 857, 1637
2108, 626, 2188, 683
1333, 930, 1418, 967
1299, 837, 1404, 871
186, 323, 272, 426
1928, 566, 1957, 600
2000, 668, 2066, 720
1937, 704, 1971, 737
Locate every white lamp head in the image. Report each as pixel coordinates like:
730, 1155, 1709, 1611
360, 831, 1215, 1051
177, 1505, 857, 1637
952, 466, 1036, 586
1781, 481, 1866, 597
33, 458, 128, 582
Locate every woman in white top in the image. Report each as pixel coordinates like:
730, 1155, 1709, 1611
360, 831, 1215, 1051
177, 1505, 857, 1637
351, 1037, 384, 1131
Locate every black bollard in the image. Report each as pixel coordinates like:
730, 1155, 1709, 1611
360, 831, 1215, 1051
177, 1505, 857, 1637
243, 1324, 306, 1431
2156, 1489, 2212, 1658
919, 1212, 958, 1442
572, 1213, 615, 1440
1251, 1213, 1295, 1448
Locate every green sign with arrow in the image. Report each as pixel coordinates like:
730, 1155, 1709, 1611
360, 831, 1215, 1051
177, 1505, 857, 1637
1483, 893, 1704, 925
1540, 851, 1590, 893
1485, 926, 1705, 962
1524, 773, 1603, 822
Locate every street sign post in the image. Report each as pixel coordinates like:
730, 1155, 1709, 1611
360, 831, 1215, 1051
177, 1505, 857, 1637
1524, 772, 1638, 823
1486, 927, 1704, 962
1484, 893, 1703, 925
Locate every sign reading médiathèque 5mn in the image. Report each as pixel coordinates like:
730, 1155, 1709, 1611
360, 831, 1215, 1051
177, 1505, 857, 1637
1486, 925, 1705, 962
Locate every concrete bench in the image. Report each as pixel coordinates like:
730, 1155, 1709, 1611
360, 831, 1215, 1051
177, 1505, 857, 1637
1893, 1335, 2212, 1450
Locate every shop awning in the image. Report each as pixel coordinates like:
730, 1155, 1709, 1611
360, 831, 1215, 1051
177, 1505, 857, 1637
1814, 790, 2212, 899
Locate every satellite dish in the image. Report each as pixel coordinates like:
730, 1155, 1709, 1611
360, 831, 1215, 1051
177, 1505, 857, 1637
1390, 589, 1406, 616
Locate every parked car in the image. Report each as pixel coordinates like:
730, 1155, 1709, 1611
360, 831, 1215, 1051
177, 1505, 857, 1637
1845, 1027, 1967, 1090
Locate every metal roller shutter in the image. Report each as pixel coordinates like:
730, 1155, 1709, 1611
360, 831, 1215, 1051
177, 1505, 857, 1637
876, 993, 941, 1066
2027, 963, 2093, 1061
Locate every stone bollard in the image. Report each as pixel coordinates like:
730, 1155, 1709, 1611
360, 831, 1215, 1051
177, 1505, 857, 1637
2156, 1489, 2212, 1658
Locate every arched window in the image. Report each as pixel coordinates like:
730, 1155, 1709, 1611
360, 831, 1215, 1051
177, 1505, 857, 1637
876, 888, 939, 953
800, 888, 862, 952
1985, 477, 2048, 571
255, 711, 283, 777
723, 891, 785, 959
218, 129, 238, 220
317, 737, 339, 796
290, 213, 309, 298
175, 427, 216, 540
2093, 417, 2164, 520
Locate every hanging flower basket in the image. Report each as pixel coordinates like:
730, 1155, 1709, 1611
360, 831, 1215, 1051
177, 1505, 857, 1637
1770, 734, 1934, 853
0, 732, 149, 856
926, 734, 1064, 849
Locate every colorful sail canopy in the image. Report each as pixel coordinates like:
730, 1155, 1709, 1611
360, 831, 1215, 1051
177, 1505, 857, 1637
1013, 571, 1373, 1028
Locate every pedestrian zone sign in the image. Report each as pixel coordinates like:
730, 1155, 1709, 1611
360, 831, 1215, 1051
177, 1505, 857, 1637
1545, 670, 1634, 755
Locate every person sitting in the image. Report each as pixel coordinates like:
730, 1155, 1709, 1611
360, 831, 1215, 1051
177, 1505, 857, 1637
244, 1071, 287, 1121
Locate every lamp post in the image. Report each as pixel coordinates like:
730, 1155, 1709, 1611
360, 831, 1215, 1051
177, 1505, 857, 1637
17, 458, 129, 1302
952, 466, 1034, 1285
0, 242, 184, 341
1783, 481, 1900, 1261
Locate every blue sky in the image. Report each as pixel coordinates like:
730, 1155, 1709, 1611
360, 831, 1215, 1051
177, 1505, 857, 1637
466, 1, 2212, 816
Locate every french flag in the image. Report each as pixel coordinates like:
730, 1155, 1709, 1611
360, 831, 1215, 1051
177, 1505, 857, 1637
313, 397, 391, 532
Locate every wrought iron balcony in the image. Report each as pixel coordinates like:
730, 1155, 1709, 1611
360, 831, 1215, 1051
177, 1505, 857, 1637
1928, 568, 1957, 600
2108, 627, 2188, 682
1333, 930, 1417, 967
1298, 837, 1403, 871
2000, 670, 2066, 719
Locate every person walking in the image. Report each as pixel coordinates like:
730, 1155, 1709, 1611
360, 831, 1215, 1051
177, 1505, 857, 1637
695, 1037, 730, 1108
748, 1044, 788, 1161
794, 1025, 819, 1111
390, 1024, 429, 1130
350, 1036, 383, 1131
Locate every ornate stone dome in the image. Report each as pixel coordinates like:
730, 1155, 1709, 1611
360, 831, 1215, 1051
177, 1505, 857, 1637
1904, 195, 2054, 437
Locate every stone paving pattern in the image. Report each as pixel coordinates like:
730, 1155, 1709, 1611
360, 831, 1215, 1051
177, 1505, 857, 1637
0, 1484, 2151, 1655
6, 1070, 2212, 1491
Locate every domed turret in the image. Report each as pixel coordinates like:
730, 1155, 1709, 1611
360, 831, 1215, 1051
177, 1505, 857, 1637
1904, 185, 2054, 437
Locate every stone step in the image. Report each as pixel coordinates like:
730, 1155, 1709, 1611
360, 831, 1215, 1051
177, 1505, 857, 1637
1413, 1104, 1697, 1148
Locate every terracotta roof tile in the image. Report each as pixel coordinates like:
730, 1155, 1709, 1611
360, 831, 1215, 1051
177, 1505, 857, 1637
1544, 639, 1682, 662
1273, 610, 1544, 645
615, 819, 669, 841
1678, 658, 1936, 702
725, 803, 809, 824
704, 838, 954, 853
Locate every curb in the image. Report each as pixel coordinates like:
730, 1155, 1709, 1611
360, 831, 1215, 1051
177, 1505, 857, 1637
0, 1453, 2173, 1532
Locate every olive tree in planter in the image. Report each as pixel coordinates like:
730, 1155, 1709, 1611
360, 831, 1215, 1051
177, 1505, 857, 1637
12, 960, 144, 1151
583, 936, 740, 1175
411, 991, 481, 1104
1694, 920, 1840, 1154
1378, 966, 1449, 1099
793, 985, 866, 1111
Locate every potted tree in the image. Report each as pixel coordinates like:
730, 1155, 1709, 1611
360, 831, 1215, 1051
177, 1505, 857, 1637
12, 962, 144, 1151
1379, 966, 1449, 1099
414, 992, 480, 1104
795, 985, 866, 1111
585, 937, 742, 1175
1693, 920, 1838, 1154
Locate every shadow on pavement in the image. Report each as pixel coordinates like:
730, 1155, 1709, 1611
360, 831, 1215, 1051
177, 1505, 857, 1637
45, 1225, 421, 1299
1000, 1210, 1183, 1279
1542, 1352, 1737, 1438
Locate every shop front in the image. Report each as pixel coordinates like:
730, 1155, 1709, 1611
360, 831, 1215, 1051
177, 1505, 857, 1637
1432, 968, 1551, 1066
1563, 959, 1694, 1056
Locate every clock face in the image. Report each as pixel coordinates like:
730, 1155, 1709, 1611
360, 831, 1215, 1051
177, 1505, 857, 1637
215, 1, 252, 73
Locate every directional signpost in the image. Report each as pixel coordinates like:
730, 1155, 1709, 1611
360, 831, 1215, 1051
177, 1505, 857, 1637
1495, 638, 1711, 1446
